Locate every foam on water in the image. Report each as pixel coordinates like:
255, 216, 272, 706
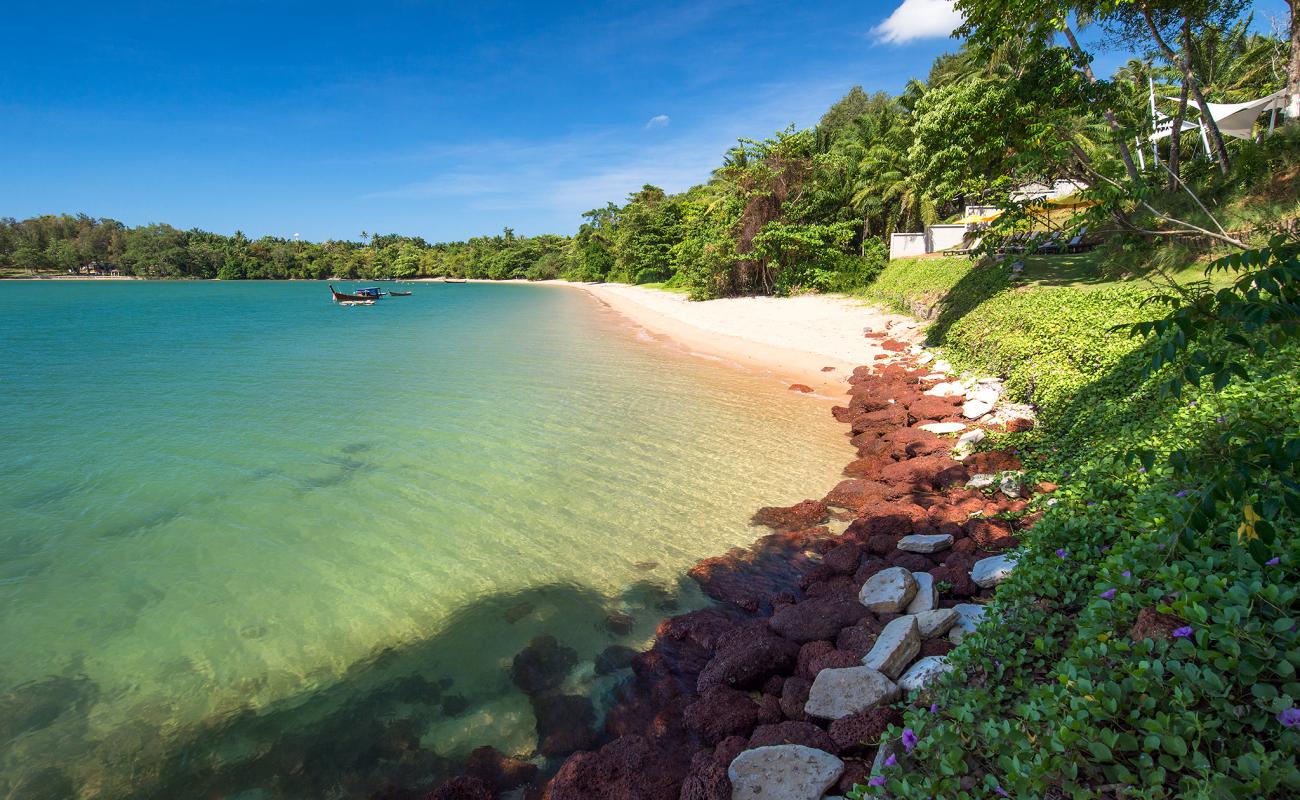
0, 281, 849, 798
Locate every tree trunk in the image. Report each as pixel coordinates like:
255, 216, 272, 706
1063, 25, 1142, 183
1167, 82, 1190, 190
1142, 9, 1231, 173
1288, 0, 1299, 126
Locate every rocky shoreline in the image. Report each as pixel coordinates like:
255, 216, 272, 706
412, 337, 1048, 800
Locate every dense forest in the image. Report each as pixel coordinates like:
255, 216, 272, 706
1, 1, 1295, 301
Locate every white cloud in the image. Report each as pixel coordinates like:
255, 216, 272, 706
871, 0, 963, 45
645, 114, 671, 129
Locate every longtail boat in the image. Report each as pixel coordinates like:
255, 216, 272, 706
330, 285, 378, 304
389, 290, 412, 296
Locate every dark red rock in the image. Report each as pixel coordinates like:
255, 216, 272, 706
751, 500, 829, 531
796, 641, 836, 679
882, 456, 968, 490
511, 635, 577, 696
929, 565, 980, 598
696, 628, 800, 692
808, 648, 861, 676
779, 677, 813, 721
463, 746, 539, 792
426, 776, 492, 800
683, 686, 781, 745
595, 645, 639, 675
769, 592, 868, 643
964, 450, 1022, 473
908, 395, 961, 421
862, 534, 902, 555
824, 479, 891, 510
748, 721, 837, 753
679, 737, 747, 800
837, 760, 872, 795
881, 339, 908, 352
920, 638, 955, 657
832, 405, 852, 423
887, 551, 934, 572
532, 693, 598, 757
965, 518, 1017, 550
841, 457, 894, 481
761, 674, 786, 696
545, 734, 692, 800
822, 542, 863, 575
828, 706, 904, 755
1005, 417, 1035, 432
852, 557, 890, 585
836, 620, 882, 658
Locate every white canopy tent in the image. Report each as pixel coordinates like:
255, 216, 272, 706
1163, 89, 1288, 140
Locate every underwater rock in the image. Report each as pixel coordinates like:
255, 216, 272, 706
594, 645, 639, 675
510, 635, 578, 695
532, 693, 597, 757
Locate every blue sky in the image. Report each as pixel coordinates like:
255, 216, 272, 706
0, 1, 1288, 242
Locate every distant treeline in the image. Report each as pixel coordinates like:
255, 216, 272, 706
3, 5, 1292, 298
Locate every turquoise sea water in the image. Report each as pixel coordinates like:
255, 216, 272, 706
0, 281, 848, 799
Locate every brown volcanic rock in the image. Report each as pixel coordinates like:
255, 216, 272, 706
822, 542, 864, 575
919, 638, 956, 657
511, 635, 578, 696
769, 592, 869, 643
964, 450, 1022, 474
881, 338, 908, 352
836, 620, 882, 658
879, 456, 968, 491
908, 395, 962, 421
836, 760, 872, 795
965, 518, 1017, 550
887, 551, 935, 572
682, 686, 782, 745
532, 693, 598, 757
828, 706, 905, 756
928, 564, 980, 599
463, 746, 538, 792
752, 500, 829, 531
1130, 607, 1187, 642
851, 405, 909, 435
688, 527, 836, 613
824, 479, 891, 510
832, 405, 852, 423
788, 384, 814, 393
852, 435, 894, 459
748, 721, 838, 753
842, 457, 894, 481
796, 641, 835, 679
545, 734, 692, 800
426, 776, 492, 800
679, 737, 747, 800
696, 627, 800, 692
808, 648, 862, 676
779, 677, 813, 721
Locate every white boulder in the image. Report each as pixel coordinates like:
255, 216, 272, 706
925, 381, 965, 398
858, 567, 917, 613
897, 534, 953, 554
905, 572, 939, 613
965, 473, 997, 490
912, 607, 959, 638
898, 656, 954, 692
804, 666, 901, 719
862, 616, 921, 679
971, 554, 1016, 588
962, 399, 994, 419
918, 421, 966, 435
948, 603, 987, 643
728, 745, 845, 800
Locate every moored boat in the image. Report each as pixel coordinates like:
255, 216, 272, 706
330, 285, 379, 304
389, 290, 412, 296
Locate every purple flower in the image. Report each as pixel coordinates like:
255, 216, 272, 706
1172, 626, 1193, 638
1100, 545, 1111, 552
1188, 401, 1196, 407
1122, 570, 1131, 578
1278, 707, 1300, 729
1087, 501, 1097, 507
1266, 557, 1281, 566
929, 703, 938, 714
868, 775, 886, 787
1216, 416, 1226, 423
1174, 489, 1191, 497
995, 787, 1010, 798
884, 754, 897, 767
901, 728, 918, 753
1056, 548, 1068, 559
1138, 466, 1147, 473
1100, 588, 1116, 600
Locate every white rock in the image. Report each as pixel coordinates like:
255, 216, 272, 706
916, 352, 934, 364
862, 616, 921, 679
918, 421, 966, 435
858, 567, 917, 613
913, 607, 959, 638
933, 360, 953, 373
962, 399, 994, 419
971, 555, 1016, 588
898, 656, 954, 692
728, 745, 845, 800
965, 473, 997, 490
905, 572, 938, 613
957, 428, 986, 447
970, 387, 1001, 405
920, 373, 946, 382
898, 534, 953, 554
948, 603, 987, 643
925, 381, 966, 398
804, 666, 901, 719
999, 472, 1022, 498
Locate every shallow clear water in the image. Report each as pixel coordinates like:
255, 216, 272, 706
0, 281, 848, 798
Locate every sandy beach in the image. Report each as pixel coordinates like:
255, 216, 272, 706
569, 283, 922, 395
